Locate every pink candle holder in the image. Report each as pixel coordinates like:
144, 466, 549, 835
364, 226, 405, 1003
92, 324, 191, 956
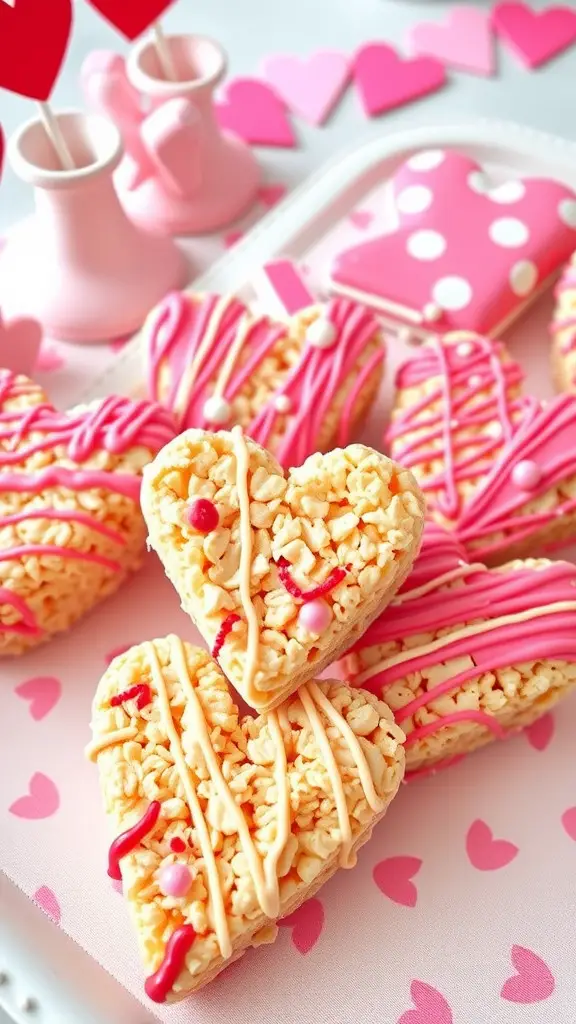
82, 35, 260, 236
0, 111, 186, 343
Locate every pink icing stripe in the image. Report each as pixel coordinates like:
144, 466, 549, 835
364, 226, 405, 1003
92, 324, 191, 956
0, 468, 143, 502
0, 509, 126, 546
0, 587, 40, 635
337, 346, 385, 448
404, 710, 506, 747
0, 546, 122, 572
262, 259, 315, 314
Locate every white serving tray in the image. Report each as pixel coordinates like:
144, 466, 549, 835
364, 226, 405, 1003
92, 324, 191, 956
3, 118, 576, 1024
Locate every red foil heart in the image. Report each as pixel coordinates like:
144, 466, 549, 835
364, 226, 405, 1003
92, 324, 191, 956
85, 0, 177, 41
0, 0, 73, 101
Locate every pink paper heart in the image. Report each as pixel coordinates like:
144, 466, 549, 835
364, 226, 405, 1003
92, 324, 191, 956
216, 78, 296, 148
279, 898, 324, 954
15, 675, 62, 721
349, 209, 374, 230
525, 712, 555, 751
261, 50, 350, 126
466, 819, 518, 870
492, 2, 576, 69
34, 885, 61, 924
0, 313, 43, 377
561, 806, 576, 840
354, 43, 447, 118
373, 856, 421, 907
9, 772, 60, 819
398, 981, 453, 1024
258, 183, 287, 208
36, 343, 65, 373
501, 946, 555, 1002
409, 6, 495, 77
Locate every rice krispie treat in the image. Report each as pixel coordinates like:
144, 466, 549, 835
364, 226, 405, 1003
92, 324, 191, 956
0, 370, 174, 655
141, 428, 425, 712
550, 251, 576, 392
144, 290, 385, 469
87, 636, 405, 1000
388, 330, 576, 565
343, 524, 576, 775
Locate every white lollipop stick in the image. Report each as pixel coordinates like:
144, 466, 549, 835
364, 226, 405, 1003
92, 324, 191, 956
37, 101, 75, 170
259, 259, 316, 316
153, 22, 178, 82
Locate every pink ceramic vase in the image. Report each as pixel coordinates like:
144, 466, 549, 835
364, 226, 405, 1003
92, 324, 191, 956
0, 111, 186, 343
83, 35, 260, 235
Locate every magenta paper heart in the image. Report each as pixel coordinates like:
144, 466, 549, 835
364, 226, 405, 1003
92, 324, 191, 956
349, 209, 374, 230
216, 79, 296, 148
493, 2, 576, 69
465, 819, 518, 871
501, 946, 555, 1003
373, 856, 421, 907
35, 343, 66, 372
525, 712, 555, 751
409, 6, 495, 77
34, 885, 61, 924
354, 43, 446, 117
331, 149, 576, 336
15, 675, 61, 721
257, 183, 287, 208
261, 51, 350, 126
279, 899, 324, 954
561, 806, 576, 840
0, 313, 43, 377
9, 772, 60, 819
388, 333, 576, 564
398, 981, 453, 1024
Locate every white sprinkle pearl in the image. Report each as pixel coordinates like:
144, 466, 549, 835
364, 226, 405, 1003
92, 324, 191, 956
456, 341, 473, 357
468, 375, 482, 388
203, 395, 231, 425
306, 317, 337, 349
397, 326, 413, 344
423, 302, 442, 323
274, 394, 292, 413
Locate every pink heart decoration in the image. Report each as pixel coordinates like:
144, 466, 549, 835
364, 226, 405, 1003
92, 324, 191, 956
15, 675, 62, 721
9, 772, 60, 819
216, 79, 297, 148
409, 7, 495, 77
354, 44, 447, 117
279, 898, 324, 954
492, 2, 576, 69
501, 946, 555, 1003
35, 343, 65, 373
261, 51, 350, 126
373, 856, 421, 907
398, 981, 453, 1024
465, 819, 518, 871
525, 712, 555, 751
349, 210, 374, 230
0, 313, 43, 377
258, 183, 288, 208
561, 806, 576, 841
34, 885, 61, 925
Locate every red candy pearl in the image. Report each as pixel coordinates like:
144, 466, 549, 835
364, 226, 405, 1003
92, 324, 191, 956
188, 498, 218, 533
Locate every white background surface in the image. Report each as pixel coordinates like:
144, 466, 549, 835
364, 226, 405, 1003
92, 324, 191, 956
3, 1, 576, 1023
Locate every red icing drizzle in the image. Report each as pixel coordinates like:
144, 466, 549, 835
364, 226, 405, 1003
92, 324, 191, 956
277, 558, 347, 601
144, 924, 196, 1003
110, 684, 152, 711
212, 612, 240, 659
108, 801, 161, 881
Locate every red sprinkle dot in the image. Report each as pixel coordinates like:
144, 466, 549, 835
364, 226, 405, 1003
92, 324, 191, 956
169, 837, 186, 854
187, 498, 219, 533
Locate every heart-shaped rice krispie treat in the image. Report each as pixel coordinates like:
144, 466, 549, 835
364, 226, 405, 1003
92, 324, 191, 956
144, 290, 385, 469
343, 524, 576, 775
87, 635, 405, 1000
0, 370, 175, 655
141, 427, 425, 711
388, 330, 576, 565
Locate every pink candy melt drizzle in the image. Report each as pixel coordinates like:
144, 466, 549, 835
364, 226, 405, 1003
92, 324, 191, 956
277, 558, 347, 601
145, 291, 383, 469
144, 924, 196, 1003
108, 801, 161, 881
212, 613, 241, 660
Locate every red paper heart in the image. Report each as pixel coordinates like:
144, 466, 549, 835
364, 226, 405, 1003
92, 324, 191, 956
0, 0, 73, 101
0, 125, 4, 184
85, 0, 177, 41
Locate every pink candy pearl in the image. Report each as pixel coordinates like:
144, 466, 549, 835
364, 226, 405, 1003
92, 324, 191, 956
298, 599, 332, 634
511, 459, 542, 491
159, 863, 192, 898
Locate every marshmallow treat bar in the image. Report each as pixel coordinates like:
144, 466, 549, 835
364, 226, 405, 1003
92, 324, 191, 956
140, 428, 425, 712
87, 636, 405, 1000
